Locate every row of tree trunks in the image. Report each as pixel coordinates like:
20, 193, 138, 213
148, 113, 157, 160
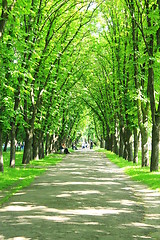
130, 0, 149, 168
23, 130, 61, 165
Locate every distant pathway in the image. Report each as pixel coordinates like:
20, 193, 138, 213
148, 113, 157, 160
0, 150, 160, 240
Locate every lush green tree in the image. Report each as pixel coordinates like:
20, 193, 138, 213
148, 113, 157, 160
125, 0, 160, 171
0, 0, 159, 174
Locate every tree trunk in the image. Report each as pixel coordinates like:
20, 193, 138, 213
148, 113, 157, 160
110, 134, 114, 152
10, 121, 16, 167
33, 131, 39, 160
22, 129, 33, 164
141, 126, 149, 167
105, 134, 111, 150
100, 136, 104, 148
148, 60, 160, 171
146, 1, 160, 171
126, 129, 133, 162
119, 122, 124, 157
150, 121, 160, 171
130, 0, 149, 165
133, 127, 138, 164
39, 131, 44, 159
50, 134, 54, 153
3, 133, 9, 152
104, 139, 107, 150
113, 133, 119, 155
123, 145, 128, 160
45, 132, 50, 156
123, 128, 128, 160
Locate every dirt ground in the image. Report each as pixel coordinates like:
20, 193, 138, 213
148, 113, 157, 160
0, 150, 160, 240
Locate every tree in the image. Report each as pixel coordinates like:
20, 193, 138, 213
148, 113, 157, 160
125, 0, 160, 171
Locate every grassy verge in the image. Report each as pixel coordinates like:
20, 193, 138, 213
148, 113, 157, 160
0, 152, 63, 206
97, 149, 160, 192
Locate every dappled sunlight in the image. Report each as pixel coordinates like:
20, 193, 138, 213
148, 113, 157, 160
0, 204, 42, 212
9, 238, 31, 240
56, 190, 101, 198
83, 222, 99, 225
56, 193, 71, 197
133, 235, 152, 239
12, 202, 29, 205
88, 176, 128, 181
18, 215, 70, 222
108, 199, 141, 207
59, 168, 80, 171
68, 190, 101, 195
14, 192, 26, 196
0, 151, 160, 239
123, 222, 155, 229
50, 181, 121, 186
41, 206, 133, 216
136, 189, 159, 194
145, 192, 160, 197
0, 202, 133, 216
70, 172, 84, 175
145, 213, 160, 220
0, 235, 31, 240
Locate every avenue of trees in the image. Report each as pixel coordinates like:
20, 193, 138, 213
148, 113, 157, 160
0, 0, 159, 172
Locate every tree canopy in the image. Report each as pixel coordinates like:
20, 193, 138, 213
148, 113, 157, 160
0, 0, 160, 172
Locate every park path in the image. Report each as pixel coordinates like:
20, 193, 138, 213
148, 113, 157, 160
0, 150, 160, 240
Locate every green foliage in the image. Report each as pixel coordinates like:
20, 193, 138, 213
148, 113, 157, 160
0, 0, 160, 170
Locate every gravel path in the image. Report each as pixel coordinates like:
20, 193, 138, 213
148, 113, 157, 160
0, 150, 160, 240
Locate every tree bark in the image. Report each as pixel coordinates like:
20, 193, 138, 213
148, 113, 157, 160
33, 131, 39, 160
3, 133, 9, 152
141, 126, 149, 167
39, 131, 44, 159
104, 125, 111, 151
113, 133, 119, 155
123, 144, 128, 160
131, 3, 149, 167
22, 129, 33, 164
147, 0, 160, 171
113, 118, 119, 154
10, 121, 16, 167
123, 128, 130, 160
133, 127, 138, 164
119, 120, 124, 157
126, 128, 133, 162
45, 132, 50, 156
100, 136, 104, 148
150, 121, 160, 171
50, 134, 54, 153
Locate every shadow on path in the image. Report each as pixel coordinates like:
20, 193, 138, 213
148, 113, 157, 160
0, 150, 160, 239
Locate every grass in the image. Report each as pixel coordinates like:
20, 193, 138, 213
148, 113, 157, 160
97, 149, 160, 192
0, 151, 63, 206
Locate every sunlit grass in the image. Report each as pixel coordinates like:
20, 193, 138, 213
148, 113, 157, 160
97, 149, 160, 192
0, 152, 63, 205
